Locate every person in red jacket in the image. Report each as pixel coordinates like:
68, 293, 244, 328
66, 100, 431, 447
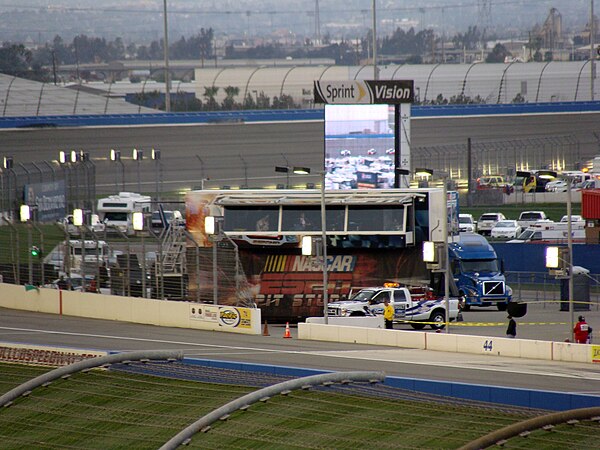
574, 316, 591, 344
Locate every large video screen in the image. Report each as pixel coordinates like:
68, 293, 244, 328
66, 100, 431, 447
324, 104, 395, 190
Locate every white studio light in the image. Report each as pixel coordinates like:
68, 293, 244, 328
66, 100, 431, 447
422, 241, 436, 263
19, 205, 30, 222
73, 209, 84, 227
545, 246, 560, 269
205, 216, 216, 235
301, 236, 313, 256
132, 212, 144, 231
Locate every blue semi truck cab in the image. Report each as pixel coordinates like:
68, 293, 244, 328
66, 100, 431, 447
448, 233, 512, 311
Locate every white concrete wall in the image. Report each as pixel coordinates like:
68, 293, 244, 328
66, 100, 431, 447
298, 322, 596, 364
0, 283, 261, 335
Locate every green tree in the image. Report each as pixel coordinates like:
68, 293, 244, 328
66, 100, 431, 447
486, 43, 511, 63
203, 86, 220, 110
222, 86, 240, 110
0, 43, 32, 76
453, 26, 482, 51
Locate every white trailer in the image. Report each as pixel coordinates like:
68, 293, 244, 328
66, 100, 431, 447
97, 192, 152, 235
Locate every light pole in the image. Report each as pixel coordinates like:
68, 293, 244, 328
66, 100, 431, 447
163, 0, 171, 112
73, 208, 86, 292
566, 176, 575, 341
70, 150, 81, 208
205, 215, 221, 304
591, 0, 595, 101
372, 0, 378, 80
58, 151, 71, 211
152, 148, 161, 202
133, 211, 146, 298
133, 148, 144, 193
417, 168, 450, 333
20, 204, 33, 285
320, 169, 329, 324
110, 149, 125, 191
3, 156, 13, 221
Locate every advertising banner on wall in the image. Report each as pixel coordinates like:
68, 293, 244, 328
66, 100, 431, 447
24, 180, 66, 222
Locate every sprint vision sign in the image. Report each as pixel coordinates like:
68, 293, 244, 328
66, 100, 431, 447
314, 80, 413, 104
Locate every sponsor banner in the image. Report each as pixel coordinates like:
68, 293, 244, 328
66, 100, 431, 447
219, 307, 253, 329
189, 304, 253, 329
0, 344, 104, 366
314, 80, 414, 104
248, 250, 427, 321
24, 180, 66, 223
592, 345, 600, 363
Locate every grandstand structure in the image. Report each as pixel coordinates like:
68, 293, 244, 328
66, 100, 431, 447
1, 61, 599, 116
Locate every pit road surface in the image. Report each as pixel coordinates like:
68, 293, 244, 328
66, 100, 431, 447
0, 308, 599, 396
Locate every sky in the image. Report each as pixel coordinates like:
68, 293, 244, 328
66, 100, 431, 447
0, 0, 593, 44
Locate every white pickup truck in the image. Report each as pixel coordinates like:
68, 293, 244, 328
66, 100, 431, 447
327, 286, 462, 330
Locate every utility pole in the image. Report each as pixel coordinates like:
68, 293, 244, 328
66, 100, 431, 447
372, 0, 378, 80
163, 0, 171, 112
592, 0, 596, 100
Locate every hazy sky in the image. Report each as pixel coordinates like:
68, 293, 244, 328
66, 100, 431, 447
0, 1, 593, 43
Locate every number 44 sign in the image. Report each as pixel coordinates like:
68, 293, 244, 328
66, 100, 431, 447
483, 340, 493, 352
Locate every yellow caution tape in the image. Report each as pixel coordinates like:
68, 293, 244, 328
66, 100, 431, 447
394, 320, 568, 326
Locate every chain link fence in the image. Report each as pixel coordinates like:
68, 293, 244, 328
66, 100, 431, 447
1, 159, 95, 223
412, 134, 580, 182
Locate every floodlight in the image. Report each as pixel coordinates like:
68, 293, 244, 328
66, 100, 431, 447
545, 247, 560, 269
73, 209, 84, 226
293, 166, 311, 175
301, 236, 313, 256
423, 241, 437, 263
19, 205, 30, 222
205, 216, 216, 235
132, 212, 144, 231
415, 168, 433, 177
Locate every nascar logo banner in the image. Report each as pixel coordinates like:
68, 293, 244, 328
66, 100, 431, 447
314, 80, 414, 104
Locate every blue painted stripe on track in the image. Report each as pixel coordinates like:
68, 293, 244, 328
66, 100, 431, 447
181, 357, 600, 411
3, 101, 600, 129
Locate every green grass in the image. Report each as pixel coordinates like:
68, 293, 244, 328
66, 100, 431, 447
460, 203, 581, 223
0, 223, 65, 264
0, 362, 599, 449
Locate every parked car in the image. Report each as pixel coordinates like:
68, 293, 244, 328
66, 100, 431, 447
545, 180, 568, 192
476, 175, 505, 190
517, 211, 548, 229
560, 215, 583, 222
477, 213, 506, 236
491, 220, 522, 239
151, 210, 183, 230
458, 214, 476, 233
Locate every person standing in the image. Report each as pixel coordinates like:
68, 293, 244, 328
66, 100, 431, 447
383, 298, 394, 330
506, 315, 517, 338
574, 316, 591, 344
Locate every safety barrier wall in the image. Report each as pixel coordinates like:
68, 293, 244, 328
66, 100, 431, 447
2, 101, 600, 129
0, 282, 261, 335
298, 322, 593, 364
184, 357, 600, 411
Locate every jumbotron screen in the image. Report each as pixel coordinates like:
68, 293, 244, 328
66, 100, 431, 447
324, 104, 395, 190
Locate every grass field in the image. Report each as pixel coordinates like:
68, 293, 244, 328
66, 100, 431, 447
0, 223, 65, 264
0, 361, 598, 449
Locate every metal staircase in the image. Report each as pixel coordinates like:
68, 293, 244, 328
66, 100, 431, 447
160, 225, 186, 274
